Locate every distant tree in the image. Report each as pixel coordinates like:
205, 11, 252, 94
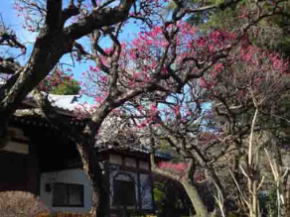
38, 68, 80, 95
193, 0, 290, 55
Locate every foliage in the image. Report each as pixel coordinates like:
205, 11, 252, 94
38, 68, 80, 95
194, 0, 290, 55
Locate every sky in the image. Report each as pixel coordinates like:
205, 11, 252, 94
1, 1, 27, 38
0, 1, 36, 62
0, 1, 141, 102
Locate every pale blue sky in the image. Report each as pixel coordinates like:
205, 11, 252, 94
0, 1, 140, 103
0, 1, 145, 105
1, 1, 20, 30
0, 1, 36, 62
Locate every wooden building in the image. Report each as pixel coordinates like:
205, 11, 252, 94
0, 95, 169, 216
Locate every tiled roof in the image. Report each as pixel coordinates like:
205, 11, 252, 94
47, 94, 81, 111
10, 90, 170, 158
24, 93, 84, 115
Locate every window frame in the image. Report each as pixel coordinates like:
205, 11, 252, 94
52, 182, 84, 207
112, 178, 136, 207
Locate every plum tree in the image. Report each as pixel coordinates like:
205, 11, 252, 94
0, 0, 288, 216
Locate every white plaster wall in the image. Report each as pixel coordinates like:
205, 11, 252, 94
40, 169, 93, 214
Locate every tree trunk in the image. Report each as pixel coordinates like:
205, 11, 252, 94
77, 141, 109, 217
181, 179, 210, 217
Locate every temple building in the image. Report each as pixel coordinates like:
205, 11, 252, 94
0, 94, 169, 216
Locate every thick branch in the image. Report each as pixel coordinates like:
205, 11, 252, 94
64, 0, 134, 40
46, 0, 63, 30
150, 150, 180, 181
62, 5, 80, 25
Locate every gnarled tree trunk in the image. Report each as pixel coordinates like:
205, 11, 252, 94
77, 141, 109, 217
181, 179, 210, 217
